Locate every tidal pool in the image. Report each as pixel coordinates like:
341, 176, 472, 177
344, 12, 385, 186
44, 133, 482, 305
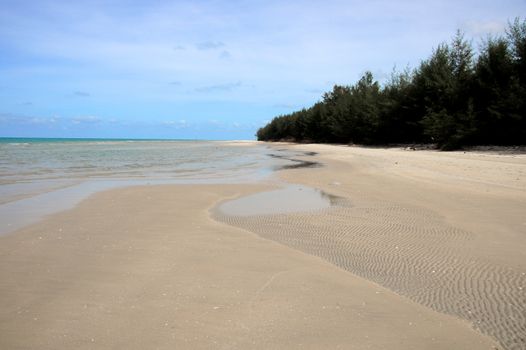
217, 184, 336, 216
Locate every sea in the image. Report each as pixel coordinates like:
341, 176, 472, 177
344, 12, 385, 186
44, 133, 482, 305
0, 138, 305, 235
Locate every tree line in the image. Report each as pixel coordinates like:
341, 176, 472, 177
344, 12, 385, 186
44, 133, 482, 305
257, 19, 526, 150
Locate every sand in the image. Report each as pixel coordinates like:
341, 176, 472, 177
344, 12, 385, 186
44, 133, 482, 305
221, 143, 525, 349
1, 144, 524, 349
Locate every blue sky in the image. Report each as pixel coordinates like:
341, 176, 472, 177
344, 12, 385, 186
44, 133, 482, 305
1, 0, 524, 140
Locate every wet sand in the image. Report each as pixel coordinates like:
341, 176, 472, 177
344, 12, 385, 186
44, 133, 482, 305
1, 143, 523, 349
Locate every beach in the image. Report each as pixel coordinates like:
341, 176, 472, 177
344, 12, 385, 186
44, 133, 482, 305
1, 142, 525, 349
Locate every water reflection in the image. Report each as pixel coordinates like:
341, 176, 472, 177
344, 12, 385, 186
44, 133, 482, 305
217, 184, 343, 216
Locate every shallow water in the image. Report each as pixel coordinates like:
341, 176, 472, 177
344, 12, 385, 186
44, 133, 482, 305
0, 140, 271, 196
0, 139, 320, 235
217, 184, 334, 216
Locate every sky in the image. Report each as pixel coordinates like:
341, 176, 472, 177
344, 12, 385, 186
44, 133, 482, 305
0, 0, 524, 140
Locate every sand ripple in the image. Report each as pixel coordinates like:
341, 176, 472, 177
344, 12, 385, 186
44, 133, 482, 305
214, 199, 526, 350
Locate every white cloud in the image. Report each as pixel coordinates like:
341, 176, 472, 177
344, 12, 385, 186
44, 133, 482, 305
463, 20, 507, 36
272, 103, 297, 108
73, 91, 90, 97
219, 50, 231, 59
195, 81, 242, 93
162, 119, 188, 129
196, 41, 225, 50
0, 113, 63, 126
71, 115, 101, 124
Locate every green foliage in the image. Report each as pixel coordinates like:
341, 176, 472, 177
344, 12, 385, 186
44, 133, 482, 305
323, 72, 382, 144
416, 32, 476, 148
507, 17, 526, 77
256, 18, 526, 149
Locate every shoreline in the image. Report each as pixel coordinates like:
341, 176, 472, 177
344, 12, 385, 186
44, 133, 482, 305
2, 143, 524, 349
0, 141, 275, 236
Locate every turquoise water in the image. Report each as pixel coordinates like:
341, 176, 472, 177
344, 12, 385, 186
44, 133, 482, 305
0, 137, 195, 143
0, 138, 325, 235
0, 139, 300, 234
0, 139, 271, 193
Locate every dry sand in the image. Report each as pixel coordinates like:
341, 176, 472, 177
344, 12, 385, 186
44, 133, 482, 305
219, 143, 525, 350
1, 144, 524, 349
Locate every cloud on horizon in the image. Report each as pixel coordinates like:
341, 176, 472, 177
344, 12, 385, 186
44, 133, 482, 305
463, 20, 508, 36
162, 119, 188, 129
72, 115, 101, 124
